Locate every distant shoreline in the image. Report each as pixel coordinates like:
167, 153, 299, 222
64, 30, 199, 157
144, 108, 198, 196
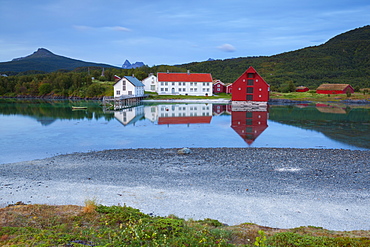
1, 95, 369, 105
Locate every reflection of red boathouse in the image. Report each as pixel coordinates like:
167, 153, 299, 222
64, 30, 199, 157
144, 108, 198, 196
231, 109, 268, 145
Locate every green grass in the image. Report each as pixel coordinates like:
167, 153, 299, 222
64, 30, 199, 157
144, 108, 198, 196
1, 204, 369, 246
145, 91, 232, 100
270, 91, 369, 102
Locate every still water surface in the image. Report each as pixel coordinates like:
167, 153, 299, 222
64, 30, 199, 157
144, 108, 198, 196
1, 99, 369, 164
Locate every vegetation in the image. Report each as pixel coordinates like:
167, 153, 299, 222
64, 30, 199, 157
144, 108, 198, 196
179, 25, 370, 90
1, 26, 370, 99
0, 203, 369, 246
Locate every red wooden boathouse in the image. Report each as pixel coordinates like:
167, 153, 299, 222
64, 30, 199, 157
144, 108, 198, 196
316, 84, 354, 94
231, 66, 269, 105
296, 86, 309, 92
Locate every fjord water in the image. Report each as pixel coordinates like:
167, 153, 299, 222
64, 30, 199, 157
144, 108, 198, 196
0, 99, 369, 164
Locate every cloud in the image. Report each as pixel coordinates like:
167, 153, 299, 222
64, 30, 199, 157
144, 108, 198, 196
217, 44, 236, 52
109, 26, 131, 32
73, 25, 131, 32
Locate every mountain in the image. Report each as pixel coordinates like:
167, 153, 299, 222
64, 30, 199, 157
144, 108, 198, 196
122, 59, 146, 69
179, 25, 370, 89
0, 48, 119, 73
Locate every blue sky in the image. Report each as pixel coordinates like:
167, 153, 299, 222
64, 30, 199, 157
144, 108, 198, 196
0, 0, 369, 67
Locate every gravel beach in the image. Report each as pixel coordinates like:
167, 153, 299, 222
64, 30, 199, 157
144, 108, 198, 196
1, 147, 369, 231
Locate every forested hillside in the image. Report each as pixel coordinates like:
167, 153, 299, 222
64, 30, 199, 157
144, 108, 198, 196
179, 25, 370, 91
0, 26, 369, 98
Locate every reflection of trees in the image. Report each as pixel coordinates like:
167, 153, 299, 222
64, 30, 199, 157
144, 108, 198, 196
269, 106, 370, 149
0, 99, 115, 122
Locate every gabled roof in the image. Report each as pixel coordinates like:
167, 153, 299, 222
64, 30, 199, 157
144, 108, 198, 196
158, 116, 212, 125
317, 84, 352, 91
233, 66, 269, 86
124, 76, 145, 87
157, 72, 213, 82
213, 80, 225, 85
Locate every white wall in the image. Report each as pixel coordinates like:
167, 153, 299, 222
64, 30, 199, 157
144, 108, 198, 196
157, 81, 213, 96
142, 75, 157, 92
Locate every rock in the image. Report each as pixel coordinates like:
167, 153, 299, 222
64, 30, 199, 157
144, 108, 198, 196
177, 148, 191, 155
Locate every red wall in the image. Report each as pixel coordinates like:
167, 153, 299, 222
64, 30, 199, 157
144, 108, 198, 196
296, 88, 309, 92
317, 86, 354, 94
213, 82, 226, 93
231, 67, 269, 102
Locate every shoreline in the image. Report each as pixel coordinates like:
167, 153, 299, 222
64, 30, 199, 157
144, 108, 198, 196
1, 147, 369, 231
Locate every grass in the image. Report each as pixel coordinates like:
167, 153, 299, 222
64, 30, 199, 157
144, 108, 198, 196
0, 204, 369, 246
270, 91, 370, 102
144, 91, 369, 103
145, 92, 232, 100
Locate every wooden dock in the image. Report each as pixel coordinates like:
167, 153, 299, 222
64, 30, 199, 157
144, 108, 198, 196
103, 95, 148, 110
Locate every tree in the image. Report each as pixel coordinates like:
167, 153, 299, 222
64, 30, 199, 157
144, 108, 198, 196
38, 83, 52, 95
86, 83, 104, 97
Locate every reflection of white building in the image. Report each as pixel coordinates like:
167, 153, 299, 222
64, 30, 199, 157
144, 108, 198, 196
144, 105, 158, 122
156, 104, 213, 125
114, 105, 144, 126
142, 74, 157, 92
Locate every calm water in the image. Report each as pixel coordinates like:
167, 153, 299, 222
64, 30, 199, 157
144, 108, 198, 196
1, 99, 369, 164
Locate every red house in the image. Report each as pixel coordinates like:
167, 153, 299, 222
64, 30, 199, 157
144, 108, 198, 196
231, 110, 268, 145
296, 86, 309, 92
213, 80, 226, 94
226, 83, 233, 94
231, 66, 269, 103
316, 84, 354, 94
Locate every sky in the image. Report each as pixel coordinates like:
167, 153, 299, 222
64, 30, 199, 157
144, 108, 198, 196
0, 0, 369, 67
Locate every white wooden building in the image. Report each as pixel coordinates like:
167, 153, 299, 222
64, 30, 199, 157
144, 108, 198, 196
157, 71, 213, 96
141, 74, 157, 92
113, 76, 145, 98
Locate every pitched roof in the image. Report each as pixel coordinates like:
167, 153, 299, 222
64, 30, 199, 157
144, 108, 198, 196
125, 76, 145, 87
296, 86, 309, 89
316, 84, 351, 91
158, 116, 212, 125
157, 72, 213, 82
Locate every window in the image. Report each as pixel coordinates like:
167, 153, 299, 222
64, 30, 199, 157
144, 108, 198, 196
128, 91, 132, 95
172, 82, 175, 85
247, 80, 254, 85
161, 88, 164, 91
116, 90, 120, 95
246, 112, 253, 118
151, 85, 155, 90
122, 81, 126, 90
247, 87, 253, 93
247, 95, 253, 100
247, 73, 254, 78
